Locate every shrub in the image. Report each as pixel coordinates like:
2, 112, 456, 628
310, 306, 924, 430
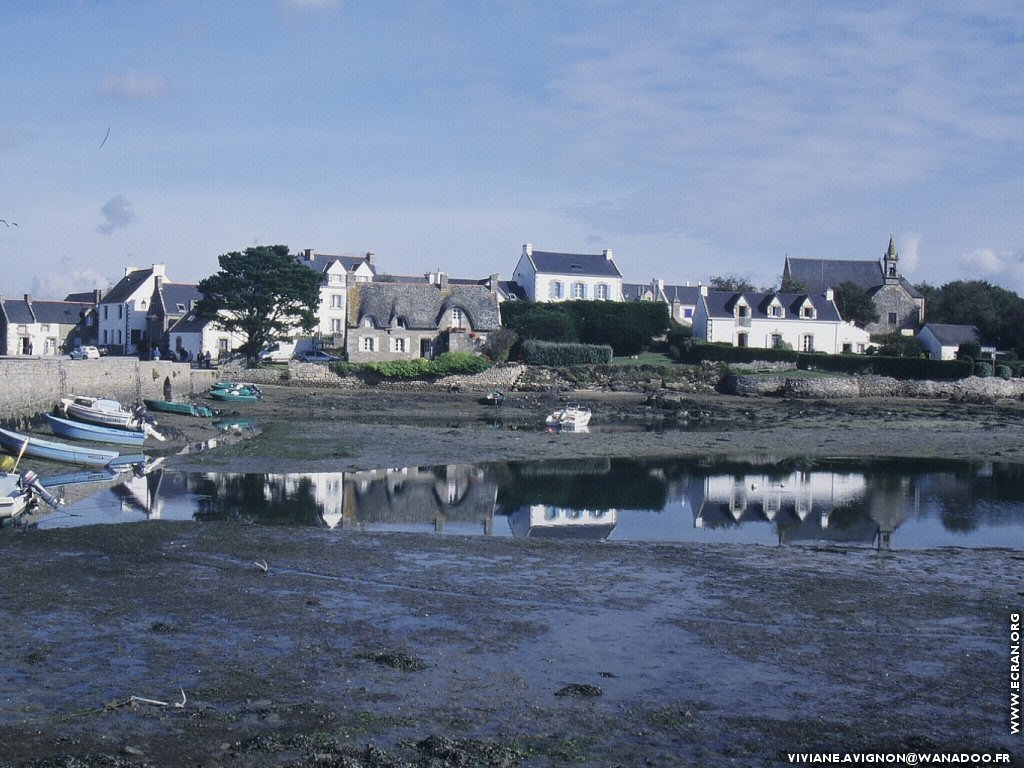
480, 328, 518, 363
521, 339, 614, 365
363, 359, 431, 379
427, 351, 491, 376
974, 361, 993, 377
996, 364, 1012, 380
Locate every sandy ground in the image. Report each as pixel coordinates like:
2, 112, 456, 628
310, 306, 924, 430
1, 385, 1022, 767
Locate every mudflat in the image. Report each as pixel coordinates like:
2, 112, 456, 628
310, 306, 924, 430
1, 386, 1022, 767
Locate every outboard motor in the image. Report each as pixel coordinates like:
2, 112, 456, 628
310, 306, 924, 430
133, 404, 157, 426
19, 470, 63, 509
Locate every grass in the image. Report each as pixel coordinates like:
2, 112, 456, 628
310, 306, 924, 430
609, 352, 676, 366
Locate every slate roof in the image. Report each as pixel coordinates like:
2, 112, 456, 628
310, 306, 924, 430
101, 267, 155, 303
300, 253, 377, 277
28, 300, 92, 325
785, 257, 923, 299
354, 282, 501, 331
0, 297, 35, 323
920, 323, 983, 347
527, 250, 622, 279
167, 308, 211, 334
155, 283, 201, 315
702, 290, 842, 322
622, 283, 702, 304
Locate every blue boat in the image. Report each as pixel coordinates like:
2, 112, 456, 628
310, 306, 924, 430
46, 413, 148, 447
0, 426, 121, 467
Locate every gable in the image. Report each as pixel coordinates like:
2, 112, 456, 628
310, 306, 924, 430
529, 251, 622, 279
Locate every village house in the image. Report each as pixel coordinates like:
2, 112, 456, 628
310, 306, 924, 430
345, 272, 502, 363
0, 292, 100, 356
623, 279, 702, 325
692, 286, 872, 354
511, 243, 623, 302
916, 323, 993, 361
782, 237, 925, 335
297, 249, 377, 350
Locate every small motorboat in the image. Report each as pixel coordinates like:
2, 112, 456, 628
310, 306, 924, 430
0, 426, 122, 467
0, 469, 62, 520
544, 401, 592, 430
46, 413, 164, 446
143, 398, 215, 418
480, 390, 505, 407
208, 383, 262, 403
59, 396, 156, 431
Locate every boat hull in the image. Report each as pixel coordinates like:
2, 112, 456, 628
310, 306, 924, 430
209, 389, 261, 403
143, 399, 215, 417
46, 414, 147, 447
0, 427, 121, 467
59, 397, 149, 430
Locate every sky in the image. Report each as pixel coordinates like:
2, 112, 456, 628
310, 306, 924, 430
2, 1, 1023, 301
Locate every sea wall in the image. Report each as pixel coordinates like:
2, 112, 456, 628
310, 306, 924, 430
725, 372, 1024, 400
0, 358, 221, 424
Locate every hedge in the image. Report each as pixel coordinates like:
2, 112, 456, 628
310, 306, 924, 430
521, 339, 614, 365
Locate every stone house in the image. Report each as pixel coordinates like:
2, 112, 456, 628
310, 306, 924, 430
345, 274, 501, 363
511, 243, 623, 302
0, 293, 99, 356
693, 286, 872, 354
623, 279, 703, 325
782, 238, 924, 335
145, 276, 202, 359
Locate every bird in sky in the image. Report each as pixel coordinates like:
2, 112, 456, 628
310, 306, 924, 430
0, 220, 17, 227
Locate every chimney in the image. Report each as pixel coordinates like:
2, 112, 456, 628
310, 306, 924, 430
439, 272, 448, 288
700, 285, 709, 297
365, 251, 375, 265
23, 293, 32, 304
825, 287, 834, 301
522, 243, 532, 257
487, 273, 501, 290
303, 248, 316, 262
603, 249, 613, 261
152, 264, 166, 278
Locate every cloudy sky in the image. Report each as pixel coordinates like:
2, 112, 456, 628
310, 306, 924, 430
2, 1, 1023, 300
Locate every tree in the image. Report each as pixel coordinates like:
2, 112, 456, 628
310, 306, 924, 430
196, 245, 322, 366
831, 281, 880, 328
708, 274, 757, 292
914, 279, 1024, 355
779, 274, 807, 293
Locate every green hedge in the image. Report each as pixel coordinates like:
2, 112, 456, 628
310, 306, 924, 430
522, 339, 614, 365
332, 351, 490, 380
675, 340, 800, 365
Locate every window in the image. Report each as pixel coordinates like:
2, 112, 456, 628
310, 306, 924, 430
771, 334, 783, 349
888, 312, 898, 325
595, 283, 609, 300
103, 306, 109, 320
802, 334, 815, 352
683, 308, 693, 319
737, 332, 748, 348
549, 281, 564, 299
331, 318, 343, 333
391, 337, 407, 353
451, 308, 464, 329
571, 282, 587, 299
118, 305, 122, 319
330, 294, 343, 309
361, 337, 375, 352
768, 304, 783, 318
801, 306, 816, 319
362, 317, 374, 328
218, 338, 228, 352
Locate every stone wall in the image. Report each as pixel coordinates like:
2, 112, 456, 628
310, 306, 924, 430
725, 372, 1024, 401
0, 358, 221, 424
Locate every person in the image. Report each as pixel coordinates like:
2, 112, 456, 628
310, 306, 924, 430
204, 350, 213, 369
152, 346, 160, 361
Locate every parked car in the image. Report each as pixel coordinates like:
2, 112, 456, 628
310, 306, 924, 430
68, 345, 100, 360
295, 350, 340, 364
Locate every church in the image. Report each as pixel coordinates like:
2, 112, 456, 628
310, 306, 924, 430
782, 238, 924, 336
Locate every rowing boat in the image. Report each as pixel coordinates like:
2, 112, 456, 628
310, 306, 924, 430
45, 413, 157, 446
0, 426, 121, 467
143, 398, 215, 418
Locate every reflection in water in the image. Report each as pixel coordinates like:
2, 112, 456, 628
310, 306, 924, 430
33, 457, 1024, 549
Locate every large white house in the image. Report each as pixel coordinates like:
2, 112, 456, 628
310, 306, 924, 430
693, 286, 872, 354
297, 249, 377, 348
511, 244, 623, 302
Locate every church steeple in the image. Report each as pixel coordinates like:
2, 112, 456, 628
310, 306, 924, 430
882, 236, 900, 283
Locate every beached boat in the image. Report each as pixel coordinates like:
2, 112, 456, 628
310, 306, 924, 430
208, 384, 262, 403
544, 402, 592, 430
0, 469, 61, 520
0, 426, 122, 467
143, 398, 215, 418
210, 381, 259, 392
480, 390, 505, 407
46, 413, 164, 446
59, 396, 155, 430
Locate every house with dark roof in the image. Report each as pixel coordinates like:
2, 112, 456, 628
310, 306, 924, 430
165, 307, 247, 364
512, 243, 623, 302
297, 249, 378, 349
623, 279, 703, 325
783, 238, 924, 335
97, 264, 196, 357
0, 293, 99, 356
916, 323, 993, 361
693, 286, 872, 354
346, 273, 501, 362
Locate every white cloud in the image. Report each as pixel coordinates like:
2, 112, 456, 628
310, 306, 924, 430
31, 268, 109, 301
898, 232, 922, 274
98, 72, 171, 100
97, 196, 135, 235
960, 247, 1024, 293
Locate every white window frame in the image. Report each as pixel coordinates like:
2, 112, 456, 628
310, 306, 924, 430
391, 337, 407, 353
802, 334, 815, 352
361, 337, 376, 352
549, 281, 564, 299
451, 308, 465, 329
595, 283, 609, 300
571, 282, 587, 299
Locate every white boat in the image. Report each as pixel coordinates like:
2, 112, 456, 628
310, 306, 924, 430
0, 469, 62, 520
59, 396, 156, 431
544, 402, 592, 430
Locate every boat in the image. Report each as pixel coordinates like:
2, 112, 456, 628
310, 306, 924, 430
143, 398, 215, 418
59, 396, 156, 431
45, 413, 164, 446
1, 469, 61, 520
210, 381, 259, 392
208, 384, 262, 403
0, 426, 122, 467
480, 390, 505, 407
544, 401, 592, 430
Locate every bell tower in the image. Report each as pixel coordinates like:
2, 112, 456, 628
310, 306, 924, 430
882, 236, 900, 284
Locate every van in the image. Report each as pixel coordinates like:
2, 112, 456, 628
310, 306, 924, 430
257, 341, 297, 363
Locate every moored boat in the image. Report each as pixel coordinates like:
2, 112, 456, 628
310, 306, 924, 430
59, 396, 155, 431
544, 401, 592, 430
480, 390, 505, 407
46, 413, 163, 446
0, 426, 122, 467
208, 384, 262, 403
0, 469, 62, 520
143, 398, 215, 418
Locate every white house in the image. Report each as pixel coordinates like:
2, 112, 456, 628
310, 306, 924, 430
97, 264, 182, 356
693, 287, 872, 354
916, 323, 993, 361
0, 293, 99, 356
623, 279, 703, 325
511, 243, 623, 302
297, 249, 377, 349
165, 308, 247, 364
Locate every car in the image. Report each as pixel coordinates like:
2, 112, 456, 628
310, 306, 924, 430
68, 345, 100, 360
295, 350, 340, 364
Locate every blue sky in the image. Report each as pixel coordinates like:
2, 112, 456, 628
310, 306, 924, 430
2, 1, 1023, 300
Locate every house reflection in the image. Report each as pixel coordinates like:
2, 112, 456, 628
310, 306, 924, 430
504, 505, 617, 540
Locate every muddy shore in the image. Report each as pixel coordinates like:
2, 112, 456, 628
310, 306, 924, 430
1, 386, 1022, 767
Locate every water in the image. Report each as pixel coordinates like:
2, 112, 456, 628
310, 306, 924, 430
21, 456, 1024, 550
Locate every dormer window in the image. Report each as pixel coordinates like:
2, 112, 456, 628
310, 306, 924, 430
800, 304, 816, 319
451, 308, 465, 329
570, 264, 582, 272
767, 303, 784, 318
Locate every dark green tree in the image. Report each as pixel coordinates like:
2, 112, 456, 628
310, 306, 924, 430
831, 281, 880, 328
708, 274, 757, 292
779, 274, 807, 293
196, 245, 322, 366
915, 280, 1024, 354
